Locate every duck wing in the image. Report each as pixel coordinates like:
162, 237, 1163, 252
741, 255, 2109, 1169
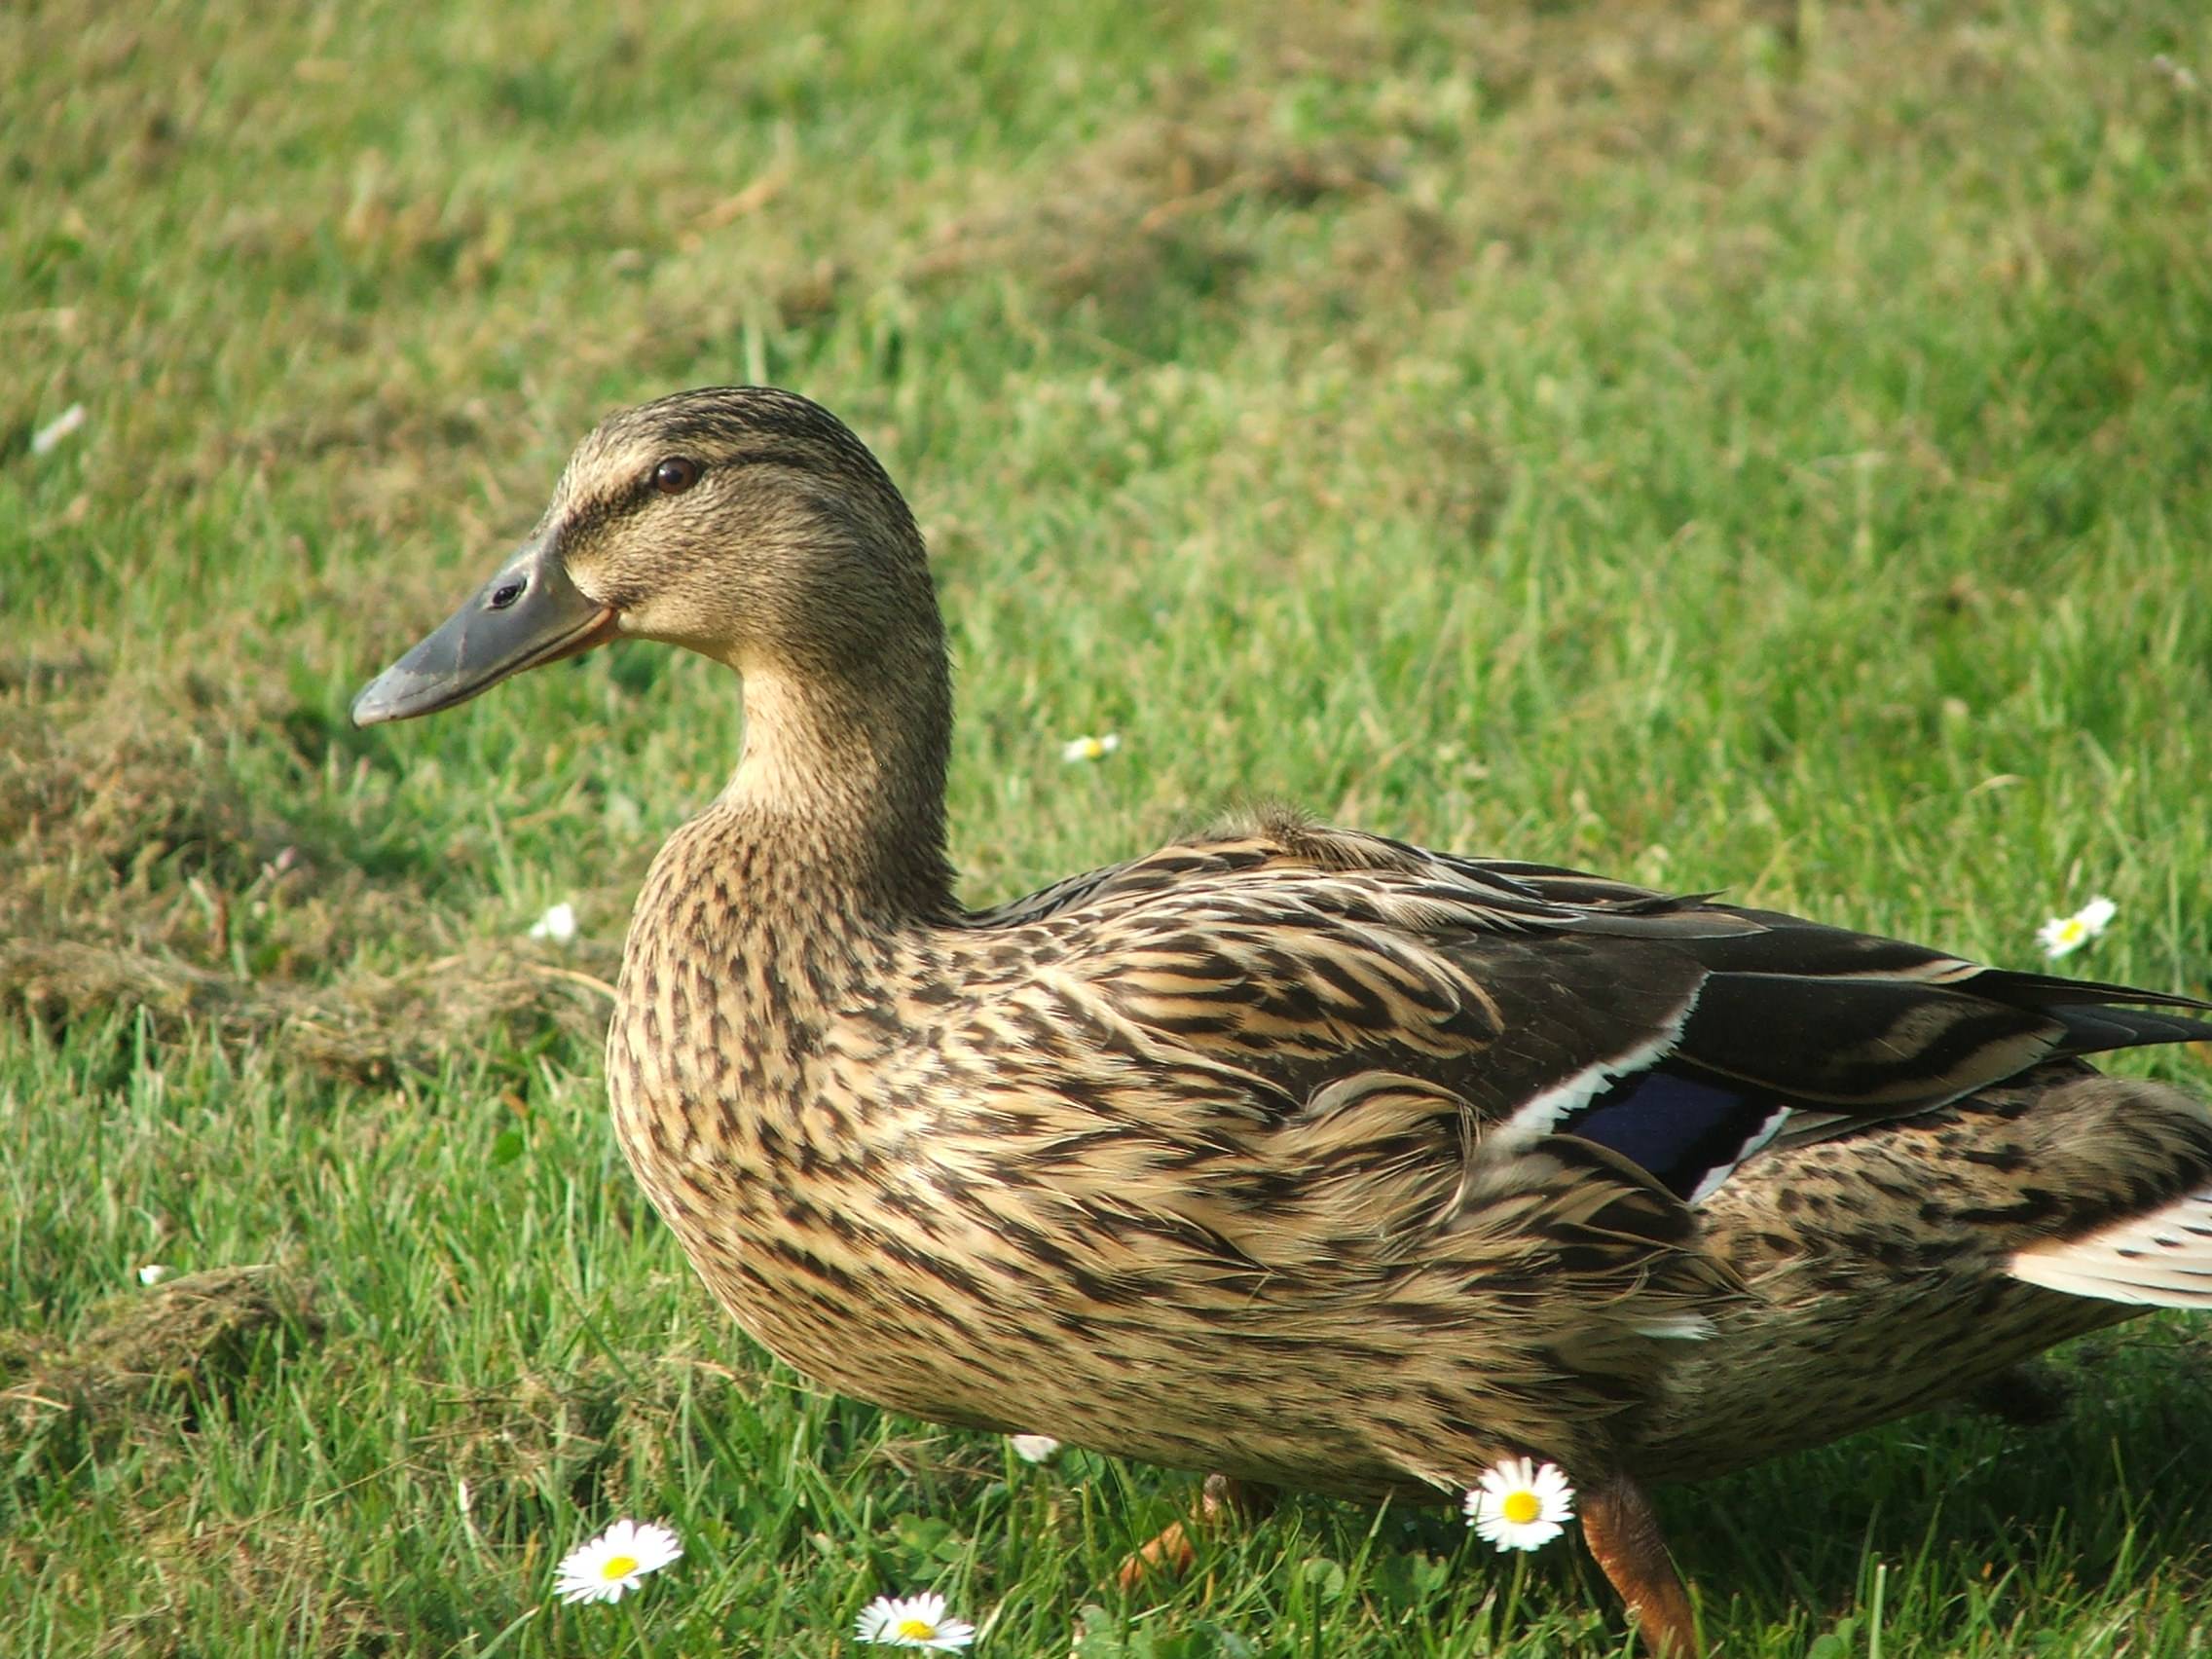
1007, 812, 2212, 1205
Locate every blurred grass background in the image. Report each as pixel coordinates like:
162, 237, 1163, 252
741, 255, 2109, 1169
6, 1, 2212, 1653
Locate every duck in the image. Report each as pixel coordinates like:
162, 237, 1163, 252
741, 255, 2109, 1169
351, 387, 2212, 1656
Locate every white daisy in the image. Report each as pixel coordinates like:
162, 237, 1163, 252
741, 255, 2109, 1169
1009, 1433, 1061, 1463
553, 1518, 682, 1605
2037, 895, 2116, 961
854, 1590, 976, 1649
136, 1264, 174, 1286
529, 901, 578, 943
1060, 733, 1121, 763
1464, 1456, 1575, 1553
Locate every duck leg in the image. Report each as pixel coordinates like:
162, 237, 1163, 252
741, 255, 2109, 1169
1581, 1471, 1701, 1657
1116, 1473, 1277, 1589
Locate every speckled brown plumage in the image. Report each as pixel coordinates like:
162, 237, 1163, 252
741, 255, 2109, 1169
610, 803, 1738, 1494
356, 387, 2212, 1657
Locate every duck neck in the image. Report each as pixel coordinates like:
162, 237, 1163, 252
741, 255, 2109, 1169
720, 633, 957, 922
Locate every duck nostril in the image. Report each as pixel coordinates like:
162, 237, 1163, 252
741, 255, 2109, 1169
490, 578, 527, 610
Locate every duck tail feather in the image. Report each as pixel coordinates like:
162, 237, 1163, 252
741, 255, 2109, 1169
2009, 1188, 2212, 1309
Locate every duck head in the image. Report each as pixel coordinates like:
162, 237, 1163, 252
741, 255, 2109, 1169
350, 386, 933, 727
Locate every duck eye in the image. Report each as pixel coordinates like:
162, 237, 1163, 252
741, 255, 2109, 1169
652, 457, 701, 495
490, 577, 527, 610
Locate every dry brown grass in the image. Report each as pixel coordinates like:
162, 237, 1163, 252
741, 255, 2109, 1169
0, 646, 616, 1083
3, 1267, 317, 1456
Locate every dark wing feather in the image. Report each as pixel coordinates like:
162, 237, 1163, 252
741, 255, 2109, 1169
970, 860, 1133, 927
1672, 972, 2067, 1108
1527, 881, 2212, 1193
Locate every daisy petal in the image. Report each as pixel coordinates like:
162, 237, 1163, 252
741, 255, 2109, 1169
2038, 895, 2115, 960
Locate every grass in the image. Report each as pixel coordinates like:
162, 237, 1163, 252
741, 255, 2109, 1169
7, 0, 2212, 1651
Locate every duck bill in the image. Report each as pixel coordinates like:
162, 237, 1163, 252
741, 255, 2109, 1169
350, 538, 619, 727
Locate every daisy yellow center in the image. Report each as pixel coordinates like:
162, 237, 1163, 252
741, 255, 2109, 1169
1501, 1491, 1542, 1526
600, 1554, 640, 1580
2055, 920, 2084, 942
896, 1618, 939, 1640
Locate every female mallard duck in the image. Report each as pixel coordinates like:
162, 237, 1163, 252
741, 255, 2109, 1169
353, 387, 2212, 1655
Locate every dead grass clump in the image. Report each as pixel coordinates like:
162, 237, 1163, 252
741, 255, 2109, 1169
286, 944, 618, 1081
0, 940, 251, 1030
0, 936, 614, 1084
0, 659, 357, 996
911, 92, 1387, 314
3, 1267, 320, 1459
0, 682, 302, 901
0, 653, 618, 1077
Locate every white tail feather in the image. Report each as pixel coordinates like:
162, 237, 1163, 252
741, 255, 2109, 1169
2009, 1188, 2212, 1309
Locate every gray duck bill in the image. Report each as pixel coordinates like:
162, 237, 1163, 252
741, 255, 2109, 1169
350, 537, 618, 726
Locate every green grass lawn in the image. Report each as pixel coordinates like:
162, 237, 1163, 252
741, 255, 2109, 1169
8, 1, 2212, 1652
